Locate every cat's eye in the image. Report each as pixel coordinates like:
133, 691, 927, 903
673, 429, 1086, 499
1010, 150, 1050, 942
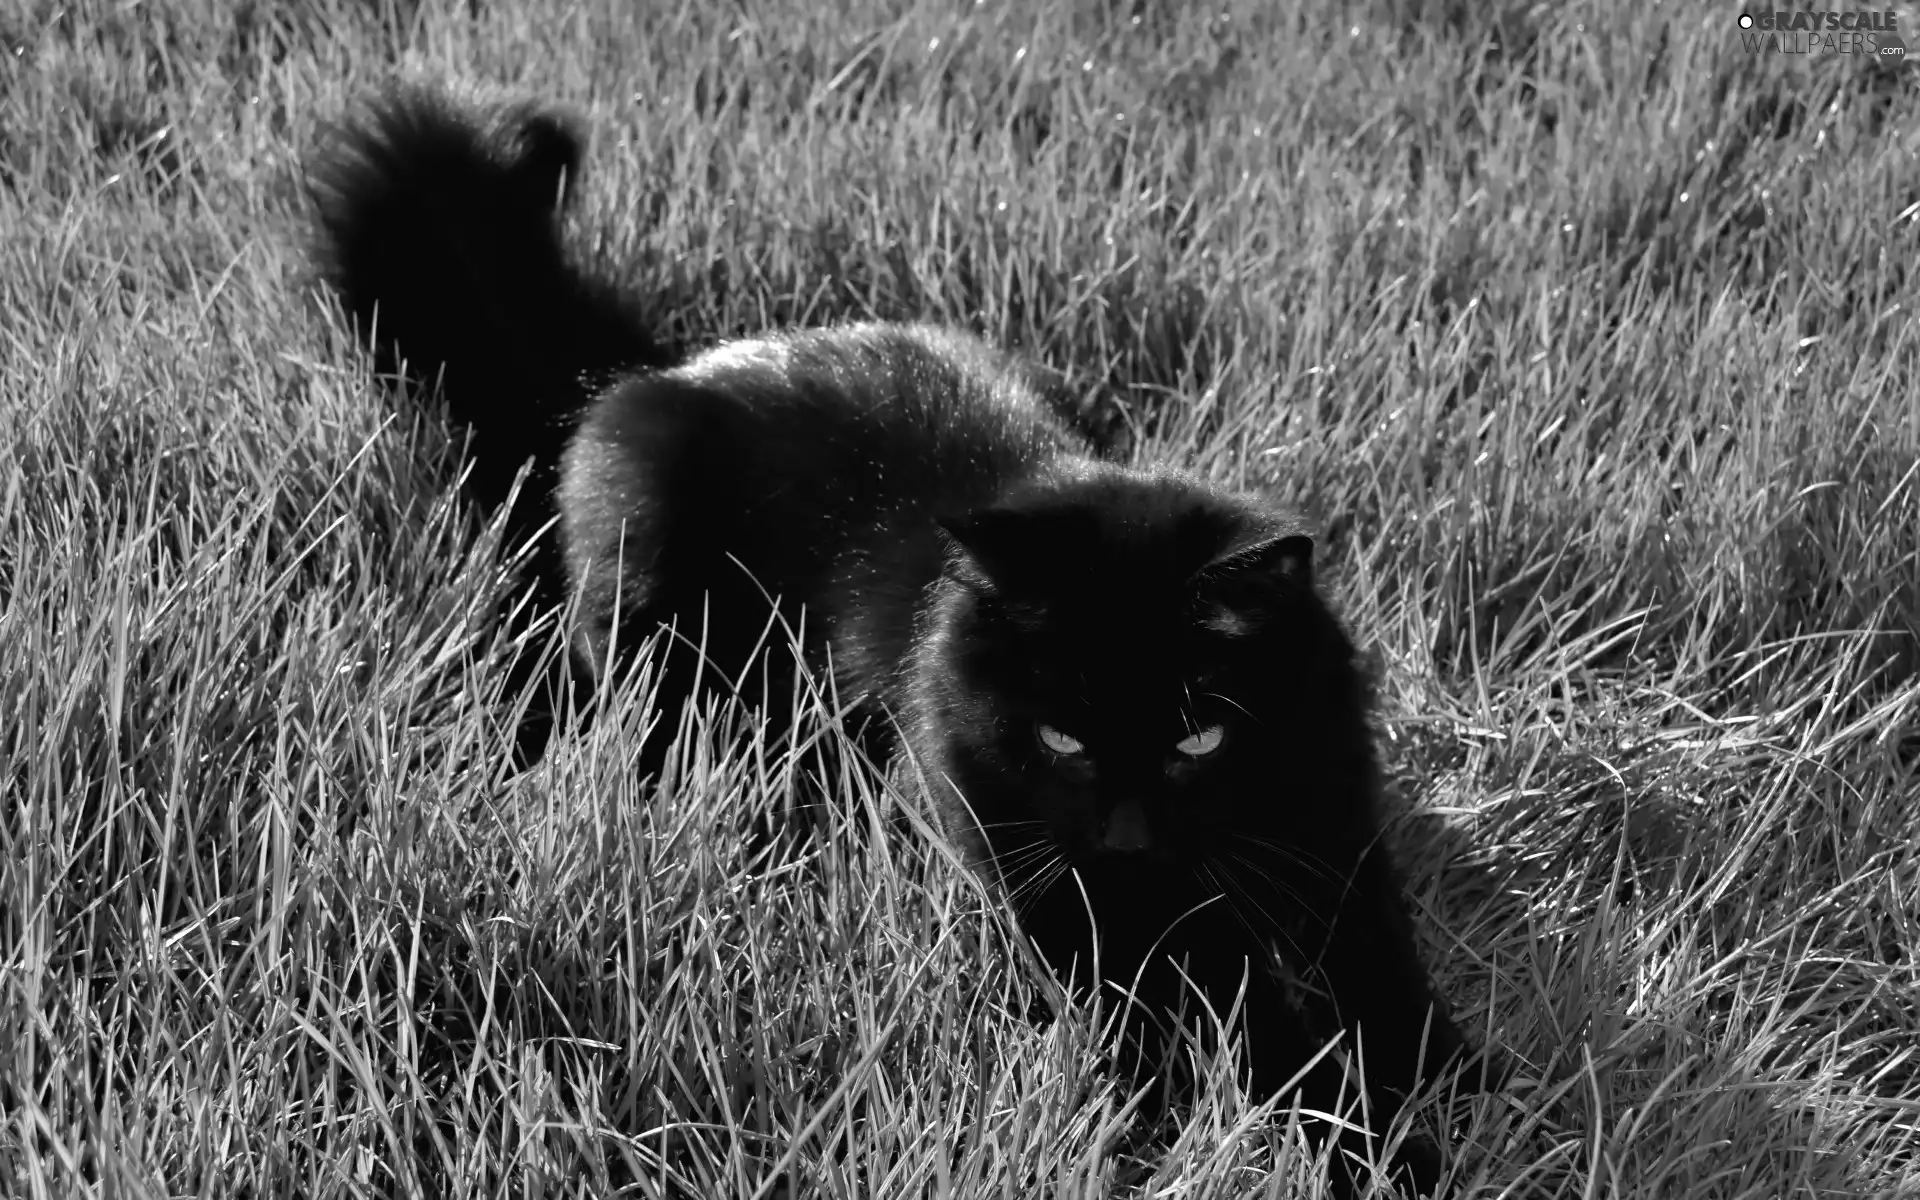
1036, 724, 1086, 756
1174, 725, 1226, 758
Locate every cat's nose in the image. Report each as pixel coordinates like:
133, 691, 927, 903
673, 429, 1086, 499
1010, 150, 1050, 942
1100, 800, 1152, 852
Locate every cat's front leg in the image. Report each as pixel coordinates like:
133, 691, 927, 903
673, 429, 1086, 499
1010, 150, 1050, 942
1311, 845, 1477, 1102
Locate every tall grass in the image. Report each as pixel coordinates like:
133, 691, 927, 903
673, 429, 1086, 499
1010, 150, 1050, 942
2, 0, 1917, 1195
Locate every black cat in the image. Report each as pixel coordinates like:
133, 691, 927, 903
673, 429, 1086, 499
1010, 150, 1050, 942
309, 78, 1492, 1192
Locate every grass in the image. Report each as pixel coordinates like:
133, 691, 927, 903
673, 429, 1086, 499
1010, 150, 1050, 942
3, 0, 1919, 1195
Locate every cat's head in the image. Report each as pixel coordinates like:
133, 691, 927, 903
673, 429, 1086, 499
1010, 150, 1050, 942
916, 463, 1373, 877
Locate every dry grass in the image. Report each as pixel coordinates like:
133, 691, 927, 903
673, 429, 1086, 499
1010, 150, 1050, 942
2, 0, 1918, 1196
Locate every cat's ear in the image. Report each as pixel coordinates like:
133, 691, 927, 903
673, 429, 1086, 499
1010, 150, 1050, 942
1190, 533, 1312, 636
936, 509, 1031, 588
1199, 532, 1313, 589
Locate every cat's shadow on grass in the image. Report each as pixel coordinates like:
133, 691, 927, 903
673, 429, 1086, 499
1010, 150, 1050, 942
1385, 768, 1876, 1197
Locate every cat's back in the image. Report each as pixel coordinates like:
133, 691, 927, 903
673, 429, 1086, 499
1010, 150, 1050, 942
558, 321, 1081, 686
704, 321, 1067, 501
564, 322, 1074, 541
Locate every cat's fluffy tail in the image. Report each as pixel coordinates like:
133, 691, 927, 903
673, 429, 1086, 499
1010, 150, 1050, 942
308, 79, 672, 763
307, 78, 672, 524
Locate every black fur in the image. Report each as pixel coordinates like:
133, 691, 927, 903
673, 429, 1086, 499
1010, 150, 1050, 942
307, 79, 677, 761
308, 79, 1491, 1193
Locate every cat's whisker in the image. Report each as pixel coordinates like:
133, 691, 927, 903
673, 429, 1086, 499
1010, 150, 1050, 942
995, 843, 1061, 886
1210, 857, 1312, 967
1222, 851, 1332, 934
1006, 855, 1070, 918
1199, 860, 1257, 928
994, 838, 1052, 866
994, 827, 1060, 859
1203, 864, 1309, 973
1196, 863, 1257, 941
975, 818, 1053, 840
994, 841, 1049, 880
1198, 691, 1263, 726
993, 833, 1057, 874
1228, 839, 1340, 896
1035, 860, 1073, 909
1231, 834, 1346, 887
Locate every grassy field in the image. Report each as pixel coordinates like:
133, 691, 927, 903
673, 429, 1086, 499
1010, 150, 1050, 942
4, 0, 1919, 1195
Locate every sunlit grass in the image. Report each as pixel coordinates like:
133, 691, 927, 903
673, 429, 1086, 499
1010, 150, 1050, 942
2, 0, 1917, 1196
